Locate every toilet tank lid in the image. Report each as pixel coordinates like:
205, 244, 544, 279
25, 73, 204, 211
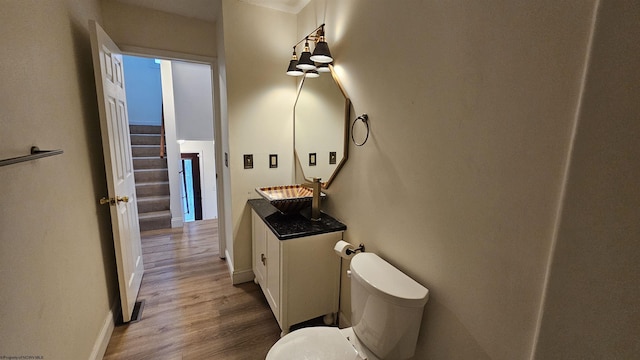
350, 253, 429, 307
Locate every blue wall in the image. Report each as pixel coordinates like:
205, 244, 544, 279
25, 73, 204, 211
123, 55, 162, 125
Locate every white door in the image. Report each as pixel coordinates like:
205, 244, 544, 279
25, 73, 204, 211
89, 20, 144, 323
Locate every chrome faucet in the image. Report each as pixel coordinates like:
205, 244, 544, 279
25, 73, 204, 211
303, 177, 322, 221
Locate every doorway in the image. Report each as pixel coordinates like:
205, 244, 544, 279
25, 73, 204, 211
181, 153, 202, 222
123, 55, 218, 224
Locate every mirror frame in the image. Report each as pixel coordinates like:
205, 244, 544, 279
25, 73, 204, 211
293, 65, 351, 189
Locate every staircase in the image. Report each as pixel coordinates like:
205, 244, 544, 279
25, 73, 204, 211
130, 125, 172, 232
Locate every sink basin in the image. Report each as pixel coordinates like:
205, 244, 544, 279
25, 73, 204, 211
255, 185, 326, 214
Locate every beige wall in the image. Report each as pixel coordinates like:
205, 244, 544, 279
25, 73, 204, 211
220, 0, 298, 280
295, 1, 601, 359
101, 0, 216, 58
0, 1, 117, 359
533, 0, 640, 358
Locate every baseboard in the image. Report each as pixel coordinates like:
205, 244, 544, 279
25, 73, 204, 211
338, 310, 352, 329
224, 249, 255, 285
171, 216, 184, 228
232, 269, 255, 284
89, 303, 118, 360
225, 249, 234, 276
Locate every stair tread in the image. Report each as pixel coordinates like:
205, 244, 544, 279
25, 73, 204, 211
136, 181, 170, 186
134, 168, 168, 172
138, 210, 171, 219
137, 195, 170, 202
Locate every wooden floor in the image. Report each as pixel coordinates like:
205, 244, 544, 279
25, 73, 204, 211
103, 220, 281, 360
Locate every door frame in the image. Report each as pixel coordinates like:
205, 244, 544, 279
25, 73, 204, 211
120, 45, 228, 259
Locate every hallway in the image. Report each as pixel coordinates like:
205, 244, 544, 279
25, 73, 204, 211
103, 220, 281, 359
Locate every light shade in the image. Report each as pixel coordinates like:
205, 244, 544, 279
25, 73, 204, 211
310, 40, 333, 63
287, 60, 303, 76
304, 69, 319, 78
286, 49, 304, 76
316, 62, 331, 73
296, 40, 316, 71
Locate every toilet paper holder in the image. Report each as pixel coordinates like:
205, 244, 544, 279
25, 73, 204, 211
346, 243, 365, 255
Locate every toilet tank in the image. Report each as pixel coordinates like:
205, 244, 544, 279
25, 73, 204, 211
350, 253, 429, 360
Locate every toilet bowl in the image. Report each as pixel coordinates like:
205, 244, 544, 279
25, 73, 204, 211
266, 253, 429, 360
266, 327, 362, 360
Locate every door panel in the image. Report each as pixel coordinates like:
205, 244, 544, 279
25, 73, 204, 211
89, 20, 144, 323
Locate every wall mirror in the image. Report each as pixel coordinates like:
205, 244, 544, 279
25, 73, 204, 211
294, 65, 350, 188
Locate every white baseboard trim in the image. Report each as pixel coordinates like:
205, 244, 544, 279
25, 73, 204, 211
89, 303, 118, 360
232, 269, 255, 284
171, 217, 184, 228
225, 249, 234, 277
224, 249, 255, 285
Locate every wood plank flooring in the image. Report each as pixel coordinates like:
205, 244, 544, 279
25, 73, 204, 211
103, 220, 281, 360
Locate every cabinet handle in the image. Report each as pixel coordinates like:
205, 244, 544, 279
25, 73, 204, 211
261, 253, 266, 266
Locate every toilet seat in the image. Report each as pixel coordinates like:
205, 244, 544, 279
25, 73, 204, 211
266, 327, 362, 360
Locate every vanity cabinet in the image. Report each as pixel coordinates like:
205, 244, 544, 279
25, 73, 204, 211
251, 207, 344, 334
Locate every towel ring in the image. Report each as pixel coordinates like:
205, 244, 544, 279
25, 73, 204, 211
351, 114, 369, 146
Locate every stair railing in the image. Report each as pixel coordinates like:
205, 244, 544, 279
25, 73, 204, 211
160, 104, 166, 159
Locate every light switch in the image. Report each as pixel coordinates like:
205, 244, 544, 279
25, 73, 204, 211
269, 154, 278, 168
329, 151, 337, 164
244, 154, 253, 169
309, 153, 317, 166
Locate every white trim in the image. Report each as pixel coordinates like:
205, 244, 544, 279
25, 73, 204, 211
89, 303, 118, 360
224, 248, 255, 284
120, 45, 215, 64
225, 248, 234, 278
232, 269, 256, 285
529, 1, 601, 358
240, 0, 310, 14
171, 216, 184, 228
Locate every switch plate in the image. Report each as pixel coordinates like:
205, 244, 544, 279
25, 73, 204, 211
269, 154, 278, 168
329, 151, 337, 164
244, 154, 253, 169
309, 153, 317, 166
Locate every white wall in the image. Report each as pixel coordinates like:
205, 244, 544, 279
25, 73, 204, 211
171, 60, 217, 220
295, 1, 606, 359
160, 60, 185, 228
172, 61, 215, 141
220, 0, 297, 282
180, 141, 218, 219
0, 1, 117, 359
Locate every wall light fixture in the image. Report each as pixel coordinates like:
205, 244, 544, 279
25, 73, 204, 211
286, 24, 333, 77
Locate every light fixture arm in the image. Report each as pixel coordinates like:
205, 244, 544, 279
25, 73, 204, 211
292, 24, 326, 50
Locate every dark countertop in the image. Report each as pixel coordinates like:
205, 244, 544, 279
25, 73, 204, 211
248, 198, 347, 240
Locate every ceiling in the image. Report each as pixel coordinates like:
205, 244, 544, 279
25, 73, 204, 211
112, 0, 310, 22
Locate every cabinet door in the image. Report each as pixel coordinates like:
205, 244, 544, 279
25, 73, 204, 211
251, 211, 267, 287
265, 230, 281, 320
281, 232, 342, 329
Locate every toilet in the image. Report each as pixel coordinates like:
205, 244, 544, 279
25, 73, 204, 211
266, 252, 429, 360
